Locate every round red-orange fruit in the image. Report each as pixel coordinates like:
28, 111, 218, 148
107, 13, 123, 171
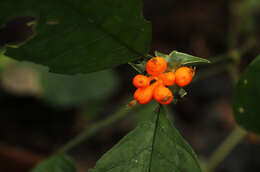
132, 74, 150, 88
175, 67, 194, 87
146, 57, 167, 76
153, 85, 173, 105
159, 72, 176, 86
133, 86, 153, 104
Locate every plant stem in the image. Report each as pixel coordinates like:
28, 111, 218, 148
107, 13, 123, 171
57, 101, 139, 154
206, 126, 247, 172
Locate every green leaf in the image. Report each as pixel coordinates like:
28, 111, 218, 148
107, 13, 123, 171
133, 101, 158, 124
154, 51, 168, 59
128, 61, 146, 73
0, 0, 151, 74
233, 55, 260, 134
31, 155, 77, 172
167, 51, 210, 67
89, 106, 202, 172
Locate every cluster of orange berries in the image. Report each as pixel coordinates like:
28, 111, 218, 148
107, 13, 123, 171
133, 57, 194, 105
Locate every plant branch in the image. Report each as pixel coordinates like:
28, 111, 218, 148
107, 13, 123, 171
206, 126, 247, 172
57, 100, 139, 154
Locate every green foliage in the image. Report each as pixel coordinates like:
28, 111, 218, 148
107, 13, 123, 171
0, 0, 151, 74
89, 106, 202, 172
240, 0, 260, 34
31, 155, 77, 172
233, 55, 260, 134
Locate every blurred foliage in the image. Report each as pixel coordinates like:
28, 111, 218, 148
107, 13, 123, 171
1, 60, 118, 107
233, 55, 260, 134
240, 0, 260, 34
31, 155, 77, 172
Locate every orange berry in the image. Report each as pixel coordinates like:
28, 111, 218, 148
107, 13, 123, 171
146, 57, 167, 76
159, 72, 176, 86
175, 67, 194, 87
153, 85, 173, 105
133, 86, 154, 104
133, 74, 150, 88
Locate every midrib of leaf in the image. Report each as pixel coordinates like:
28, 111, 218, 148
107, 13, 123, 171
61, 0, 147, 59
148, 105, 161, 172
148, 106, 201, 172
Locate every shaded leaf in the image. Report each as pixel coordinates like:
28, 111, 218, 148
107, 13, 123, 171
128, 61, 146, 73
233, 55, 260, 134
31, 155, 77, 172
0, 0, 151, 74
89, 106, 202, 172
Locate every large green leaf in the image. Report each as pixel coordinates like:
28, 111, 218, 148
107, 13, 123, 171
0, 0, 151, 74
89, 106, 202, 172
31, 155, 77, 172
233, 55, 260, 134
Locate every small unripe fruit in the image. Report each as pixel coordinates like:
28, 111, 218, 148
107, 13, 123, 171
133, 74, 150, 88
159, 72, 176, 86
133, 86, 154, 104
146, 57, 167, 76
153, 85, 173, 105
175, 67, 194, 87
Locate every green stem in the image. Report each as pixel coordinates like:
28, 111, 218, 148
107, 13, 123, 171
57, 101, 139, 154
206, 126, 247, 172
